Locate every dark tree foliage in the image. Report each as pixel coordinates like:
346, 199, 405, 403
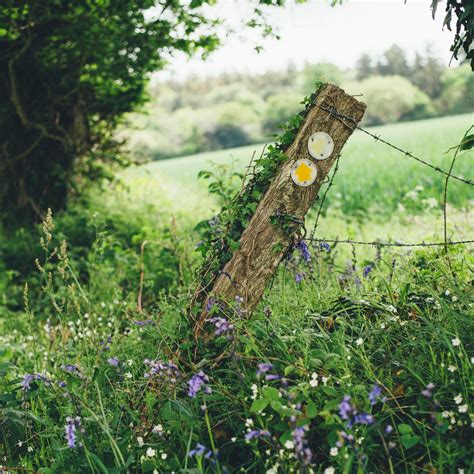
0, 0, 289, 225
431, 0, 473, 68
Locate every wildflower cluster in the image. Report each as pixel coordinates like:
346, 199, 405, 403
144, 359, 180, 384
188, 371, 211, 398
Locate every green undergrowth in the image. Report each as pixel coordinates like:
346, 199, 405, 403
0, 208, 473, 473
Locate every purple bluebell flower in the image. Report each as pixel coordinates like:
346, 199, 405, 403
21, 373, 51, 391
265, 374, 281, 381
209, 316, 234, 339
319, 241, 331, 252
352, 413, 374, 425
206, 298, 216, 313
188, 443, 212, 458
58, 381, 67, 388
297, 241, 311, 263
245, 430, 270, 441
65, 417, 81, 448
144, 359, 180, 384
107, 357, 119, 367
369, 384, 382, 405
188, 371, 211, 398
133, 320, 154, 326
421, 382, 435, 398
363, 264, 374, 278
292, 425, 312, 465
339, 395, 352, 420
61, 364, 80, 374
257, 363, 273, 376
295, 272, 304, 283
385, 424, 393, 434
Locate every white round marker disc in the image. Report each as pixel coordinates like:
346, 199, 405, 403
291, 159, 317, 187
308, 132, 334, 160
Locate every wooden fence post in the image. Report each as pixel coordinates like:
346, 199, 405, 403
194, 84, 366, 336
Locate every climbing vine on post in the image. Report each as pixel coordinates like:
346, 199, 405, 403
192, 83, 366, 337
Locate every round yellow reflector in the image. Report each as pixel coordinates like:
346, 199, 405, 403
291, 159, 317, 187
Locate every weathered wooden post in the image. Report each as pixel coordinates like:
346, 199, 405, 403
193, 84, 366, 336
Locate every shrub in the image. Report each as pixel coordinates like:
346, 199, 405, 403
262, 92, 303, 134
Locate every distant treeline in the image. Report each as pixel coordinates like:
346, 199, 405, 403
125, 45, 473, 161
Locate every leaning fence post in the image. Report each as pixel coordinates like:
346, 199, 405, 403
193, 83, 366, 337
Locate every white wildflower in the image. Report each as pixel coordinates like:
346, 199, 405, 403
451, 337, 461, 347
137, 436, 144, 447
284, 440, 294, 449
356, 338, 363, 346
448, 365, 457, 373
161, 452, 167, 460
146, 447, 156, 457
324, 468, 336, 474
454, 394, 463, 405
458, 404, 468, 413
330, 447, 338, 456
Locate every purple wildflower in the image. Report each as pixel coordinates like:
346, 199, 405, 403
61, 364, 80, 374
297, 241, 311, 263
421, 382, 435, 398
206, 298, 216, 313
295, 272, 304, 283
385, 424, 393, 434
339, 395, 352, 420
369, 384, 382, 405
292, 425, 312, 465
245, 430, 270, 441
319, 241, 331, 252
188, 371, 211, 398
257, 363, 273, 376
363, 264, 374, 278
21, 373, 51, 391
107, 358, 119, 367
209, 316, 234, 339
133, 320, 154, 326
352, 413, 374, 426
58, 381, 67, 388
265, 374, 281, 381
144, 359, 180, 383
188, 443, 212, 458
65, 417, 81, 448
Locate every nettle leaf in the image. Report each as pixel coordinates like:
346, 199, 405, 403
251, 398, 270, 413
401, 434, 421, 450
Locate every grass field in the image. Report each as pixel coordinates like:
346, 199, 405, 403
1, 114, 473, 473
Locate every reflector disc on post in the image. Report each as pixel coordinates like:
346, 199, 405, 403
308, 132, 334, 160
291, 159, 317, 187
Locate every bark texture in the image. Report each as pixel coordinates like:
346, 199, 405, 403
195, 84, 366, 334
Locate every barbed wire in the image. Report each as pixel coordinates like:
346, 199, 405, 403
317, 103, 473, 186
304, 237, 474, 248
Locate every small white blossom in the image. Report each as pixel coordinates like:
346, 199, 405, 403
458, 404, 468, 413
152, 424, 163, 434
324, 468, 335, 474
245, 418, 253, 427
284, 440, 294, 449
448, 365, 457, 373
322, 376, 329, 385
454, 394, 463, 405
330, 447, 338, 456
146, 447, 156, 458
161, 452, 167, 460
356, 338, 364, 346
27, 446, 33, 453
137, 436, 144, 447
451, 337, 461, 347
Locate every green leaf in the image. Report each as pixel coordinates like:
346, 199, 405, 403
460, 134, 474, 151
262, 386, 280, 401
250, 398, 270, 413
306, 401, 318, 418
321, 386, 338, 397
401, 434, 421, 449
397, 423, 413, 435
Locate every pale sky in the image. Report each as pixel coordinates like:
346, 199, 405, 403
155, 0, 458, 80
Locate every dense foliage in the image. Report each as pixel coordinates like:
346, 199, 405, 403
0, 0, 301, 224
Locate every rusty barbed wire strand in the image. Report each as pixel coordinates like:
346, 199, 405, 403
304, 237, 474, 248
316, 103, 473, 186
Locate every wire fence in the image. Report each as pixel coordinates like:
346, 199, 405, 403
307, 102, 473, 251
